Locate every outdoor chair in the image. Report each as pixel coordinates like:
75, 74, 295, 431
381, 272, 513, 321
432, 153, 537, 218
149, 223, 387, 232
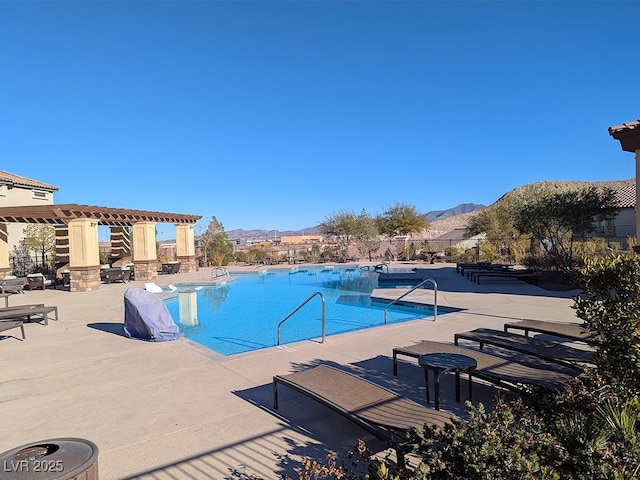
1, 277, 25, 294
503, 319, 598, 343
453, 328, 595, 370
161, 261, 181, 274
393, 340, 579, 393
0, 305, 58, 325
273, 364, 454, 467
0, 319, 25, 340
27, 273, 54, 290
102, 267, 127, 284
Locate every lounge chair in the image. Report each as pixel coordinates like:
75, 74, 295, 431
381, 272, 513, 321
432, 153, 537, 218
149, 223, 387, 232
0, 305, 58, 325
453, 328, 595, 370
393, 340, 578, 392
0, 319, 25, 340
27, 273, 54, 290
503, 319, 597, 343
469, 269, 535, 285
1, 277, 25, 294
161, 261, 181, 274
101, 267, 126, 284
273, 364, 454, 467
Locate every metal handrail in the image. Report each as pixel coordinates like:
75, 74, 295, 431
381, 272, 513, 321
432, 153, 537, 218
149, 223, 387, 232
211, 267, 229, 279
383, 277, 438, 324
373, 262, 389, 273
277, 291, 326, 345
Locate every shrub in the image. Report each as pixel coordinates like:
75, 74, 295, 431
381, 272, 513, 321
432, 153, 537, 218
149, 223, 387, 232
572, 254, 640, 400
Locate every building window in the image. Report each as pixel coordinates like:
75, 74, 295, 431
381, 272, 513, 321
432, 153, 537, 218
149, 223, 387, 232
32, 190, 48, 200
0, 185, 6, 197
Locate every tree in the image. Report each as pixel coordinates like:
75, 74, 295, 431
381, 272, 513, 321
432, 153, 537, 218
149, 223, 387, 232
375, 202, 428, 260
196, 218, 213, 266
354, 209, 381, 262
320, 210, 359, 261
466, 202, 531, 263
202, 217, 234, 266
508, 183, 618, 271
22, 224, 56, 269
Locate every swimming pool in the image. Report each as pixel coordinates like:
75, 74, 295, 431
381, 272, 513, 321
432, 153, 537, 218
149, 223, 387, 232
164, 267, 443, 355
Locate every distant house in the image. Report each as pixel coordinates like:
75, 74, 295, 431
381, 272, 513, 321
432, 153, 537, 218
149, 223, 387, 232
603, 181, 635, 238
0, 170, 59, 252
280, 235, 323, 245
430, 228, 485, 253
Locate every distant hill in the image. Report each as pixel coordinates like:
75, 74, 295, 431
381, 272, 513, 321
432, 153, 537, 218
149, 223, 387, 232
226, 203, 486, 240
423, 203, 486, 221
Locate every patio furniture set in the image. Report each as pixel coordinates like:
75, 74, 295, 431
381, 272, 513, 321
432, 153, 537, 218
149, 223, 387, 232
273, 318, 595, 466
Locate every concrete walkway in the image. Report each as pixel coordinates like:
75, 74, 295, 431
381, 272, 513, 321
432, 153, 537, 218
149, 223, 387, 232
0, 263, 581, 479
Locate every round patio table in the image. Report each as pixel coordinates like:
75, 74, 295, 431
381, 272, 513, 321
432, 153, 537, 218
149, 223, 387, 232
418, 353, 477, 410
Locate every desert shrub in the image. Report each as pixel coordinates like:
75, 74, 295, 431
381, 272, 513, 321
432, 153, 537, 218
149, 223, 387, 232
574, 237, 609, 259
412, 399, 564, 480
480, 241, 499, 261
572, 254, 640, 400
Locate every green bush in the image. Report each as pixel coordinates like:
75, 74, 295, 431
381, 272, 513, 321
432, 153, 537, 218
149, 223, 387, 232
572, 254, 640, 400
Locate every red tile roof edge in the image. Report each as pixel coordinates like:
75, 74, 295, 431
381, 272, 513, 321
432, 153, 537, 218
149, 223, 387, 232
0, 170, 59, 191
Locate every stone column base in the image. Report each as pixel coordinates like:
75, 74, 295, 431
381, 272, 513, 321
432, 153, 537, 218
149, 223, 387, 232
70, 266, 101, 292
176, 256, 198, 273
134, 260, 158, 281
0, 267, 12, 278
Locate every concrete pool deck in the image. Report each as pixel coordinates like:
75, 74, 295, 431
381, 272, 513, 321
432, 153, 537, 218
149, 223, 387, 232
0, 262, 582, 479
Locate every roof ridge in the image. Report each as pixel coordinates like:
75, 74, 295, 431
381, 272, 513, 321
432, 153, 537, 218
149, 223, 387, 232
0, 170, 59, 191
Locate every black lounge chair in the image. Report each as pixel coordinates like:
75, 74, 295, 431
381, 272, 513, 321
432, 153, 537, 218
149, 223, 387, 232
0, 319, 25, 340
273, 364, 454, 467
161, 261, 181, 274
469, 269, 535, 285
504, 319, 597, 343
393, 340, 578, 392
102, 267, 127, 284
454, 328, 595, 370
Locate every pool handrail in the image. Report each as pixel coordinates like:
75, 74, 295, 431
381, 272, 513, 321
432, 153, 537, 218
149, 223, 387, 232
383, 278, 438, 324
277, 291, 326, 345
211, 267, 230, 279
374, 262, 389, 273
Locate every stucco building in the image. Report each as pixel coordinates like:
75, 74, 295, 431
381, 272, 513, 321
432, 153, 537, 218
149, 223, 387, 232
0, 170, 59, 253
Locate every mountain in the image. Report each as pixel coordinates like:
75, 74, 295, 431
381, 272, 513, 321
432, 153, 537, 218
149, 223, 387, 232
225, 203, 486, 240
423, 203, 486, 221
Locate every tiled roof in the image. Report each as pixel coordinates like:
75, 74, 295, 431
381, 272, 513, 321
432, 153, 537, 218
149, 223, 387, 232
614, 182, 636, 209
608, 119, 640, 134
0, 170, 59, 191
609, 120, 640, 152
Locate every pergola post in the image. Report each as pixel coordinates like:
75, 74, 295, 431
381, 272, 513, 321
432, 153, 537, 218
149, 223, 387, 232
0, 224, 11, 277
175, 223, 198, 272
68, 218, 101, 292
132, 221, 158, 281
609, 120, 640, 253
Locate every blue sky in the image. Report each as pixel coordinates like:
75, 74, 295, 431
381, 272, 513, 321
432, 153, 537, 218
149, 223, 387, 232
2, 1, 639, 239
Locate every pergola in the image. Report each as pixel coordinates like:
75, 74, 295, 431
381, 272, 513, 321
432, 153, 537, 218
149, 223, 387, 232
0, 203, 202, 292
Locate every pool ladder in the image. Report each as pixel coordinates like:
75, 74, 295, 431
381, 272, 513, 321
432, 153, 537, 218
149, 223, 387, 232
384, 278, 438, 324
211, 267, 230, 279
277, 291, 326, 345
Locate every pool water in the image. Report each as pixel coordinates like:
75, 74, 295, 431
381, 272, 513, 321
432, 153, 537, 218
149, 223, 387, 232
164, 267, 440, 355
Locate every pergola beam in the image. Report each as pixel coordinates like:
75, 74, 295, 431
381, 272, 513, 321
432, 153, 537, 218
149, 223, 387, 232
0, 203, 201, 226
